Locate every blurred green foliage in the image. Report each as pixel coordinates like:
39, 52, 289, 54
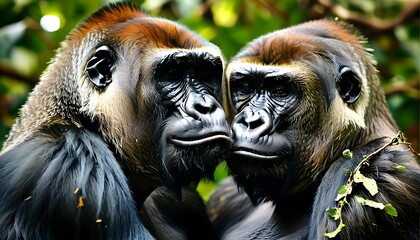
0, 0, 419, 199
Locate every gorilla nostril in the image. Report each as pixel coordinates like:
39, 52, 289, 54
247, 118, 264, 130
242, 111, 265, 129
237, 113, 264, 129
194, 102, 214, 114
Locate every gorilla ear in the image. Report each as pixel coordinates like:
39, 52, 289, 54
86, 45, 115, 88
336, 66, 361, 104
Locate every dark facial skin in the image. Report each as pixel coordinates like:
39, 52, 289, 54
154, 50, 231, 187
226, 64, 302, 202
230, 67, 298, 161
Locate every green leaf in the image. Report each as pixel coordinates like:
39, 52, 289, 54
196, 180, 217, 202
354, 195, 385, 209
342, 149, 353, 159
211, 1, 238, 27
324, 222, 346, 238
344, 168, 351, 175
335, 185, 350, 201
384, 204, 398, 217
326, 208, 340, 220
395, 165, 406, 173
213, 162, 229, 183
339, 199, 348, 207
354, 170, 378, 196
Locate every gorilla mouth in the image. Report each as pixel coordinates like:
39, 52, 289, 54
170, 132, 232, 146
232, 147, 281, 161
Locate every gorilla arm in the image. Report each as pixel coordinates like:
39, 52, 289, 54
141, 187, 216, 240
0, 125, 152, 240
207, 178, 257, 239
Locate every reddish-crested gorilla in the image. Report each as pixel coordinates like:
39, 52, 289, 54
0, 3, 230, 239
208, 20, 420, 239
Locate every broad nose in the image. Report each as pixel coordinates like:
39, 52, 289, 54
185, 92, 224, 120
232, 108, 273, 142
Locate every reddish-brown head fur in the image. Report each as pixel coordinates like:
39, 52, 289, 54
69, 2, 206, 50
232, 20, 362, 66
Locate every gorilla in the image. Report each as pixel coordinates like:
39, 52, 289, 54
0, 2, 230, 239
208, 19, 420, 240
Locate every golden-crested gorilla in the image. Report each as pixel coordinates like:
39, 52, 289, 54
0, 3, 231, 239
208, 20, 420, 239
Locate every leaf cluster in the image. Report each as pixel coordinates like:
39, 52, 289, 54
324, 132, 415, 238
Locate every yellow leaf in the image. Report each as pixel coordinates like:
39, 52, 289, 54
77, 196, 84, 208
354, 170, 378, 196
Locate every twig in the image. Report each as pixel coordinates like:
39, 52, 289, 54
325, 132, 410, 238
0, 64, 38, 86
253, 0, 289, 22
307, 0, 420, 37
384, 78, 420, 98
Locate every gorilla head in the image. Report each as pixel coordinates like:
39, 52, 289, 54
223, 20, 398, 203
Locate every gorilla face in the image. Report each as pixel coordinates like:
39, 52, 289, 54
228, 65, 298, 176
224, 20, 368, 203
226, 63, 303, 202
154, 50, 231, 186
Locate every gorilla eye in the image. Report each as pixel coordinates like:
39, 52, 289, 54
86, 45, 115, 88
237, 81, 254, 95
271, 85, 289, 98
266, 75, 294, 99
336, 66, 361, 104
231, 72, 255, 96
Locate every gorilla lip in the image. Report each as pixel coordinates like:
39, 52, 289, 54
233, 148, 280, 161
170, 133, 232, 146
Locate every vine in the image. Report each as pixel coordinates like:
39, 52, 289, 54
324, 131, 419, 238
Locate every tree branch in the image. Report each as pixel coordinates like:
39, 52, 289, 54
305, 0, 420, 37
253, 0, 289, 22
384, 78, 420, 98
0, 64, 38, 86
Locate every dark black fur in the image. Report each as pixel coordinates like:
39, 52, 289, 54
142, 187, 216, 240
0, 125, 152, 239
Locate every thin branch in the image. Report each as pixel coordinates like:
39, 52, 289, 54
384, 78, 420, 98
253, 0, 289, 22
308, 0, 420, 37
0, 64, 38, 86
332, 1, 419, 34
